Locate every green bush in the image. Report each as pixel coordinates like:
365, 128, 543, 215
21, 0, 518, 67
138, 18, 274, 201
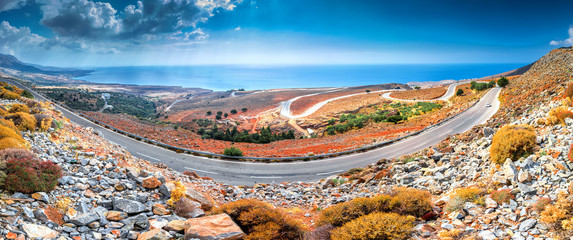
211, 199, 306, 240
331, 212, 415, 240
456, 88, 464, 96
497, 76, 509, 88
223, 147, 243, 157
490, 189, 515, 204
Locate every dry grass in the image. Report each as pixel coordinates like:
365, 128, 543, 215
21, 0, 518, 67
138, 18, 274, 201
389, 87, 447, 100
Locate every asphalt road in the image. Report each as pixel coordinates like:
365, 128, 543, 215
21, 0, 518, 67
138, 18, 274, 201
5, 78, 501, 186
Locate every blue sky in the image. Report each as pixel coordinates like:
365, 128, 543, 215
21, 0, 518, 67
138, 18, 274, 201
0, 0, 572, 67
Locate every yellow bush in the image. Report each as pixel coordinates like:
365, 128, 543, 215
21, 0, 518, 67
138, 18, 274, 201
0, 90, 20, 100
438, 229, 465, 240
330, 212, 415, 240
5, 112, 36, 131
540, 193, 573, 238
318, 187, 432, 227
211, 199, 306, 240
0, 120, 20, 135
0, 138, 26, 150
8, 104, 29, 113
545, 106, 573, 125
167, 181, 186, 206
490, 124, 536, 164
445, 187, 486, 212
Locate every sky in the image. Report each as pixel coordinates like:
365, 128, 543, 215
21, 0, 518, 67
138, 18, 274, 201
0, 0, 572, 67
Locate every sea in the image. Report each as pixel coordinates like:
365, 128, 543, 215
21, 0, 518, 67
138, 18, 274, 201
75, 64, 527, 91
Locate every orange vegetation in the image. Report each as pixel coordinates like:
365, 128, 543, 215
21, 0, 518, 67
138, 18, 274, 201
389, 87, 447, 100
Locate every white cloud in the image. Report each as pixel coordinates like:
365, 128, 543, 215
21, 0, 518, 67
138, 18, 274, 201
234, 26, 241, 31
0, 0, 28, 12
0, 21, 46, 53
550, 26, 573, 46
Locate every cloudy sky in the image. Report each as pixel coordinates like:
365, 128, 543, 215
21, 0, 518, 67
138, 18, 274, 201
1, 0, 573, 67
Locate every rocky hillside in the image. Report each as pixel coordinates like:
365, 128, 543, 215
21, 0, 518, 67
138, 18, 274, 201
0, 48, 573, 240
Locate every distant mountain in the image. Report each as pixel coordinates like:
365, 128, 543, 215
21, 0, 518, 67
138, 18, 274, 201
0, 53, 92, 77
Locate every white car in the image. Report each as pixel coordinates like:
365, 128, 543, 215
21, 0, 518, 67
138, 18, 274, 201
486, 103, 492, 107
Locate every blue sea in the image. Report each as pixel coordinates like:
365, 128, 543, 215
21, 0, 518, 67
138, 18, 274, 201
75, 64, 526, 91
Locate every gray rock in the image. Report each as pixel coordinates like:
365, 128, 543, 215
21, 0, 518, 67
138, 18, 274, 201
121, 213, 149, 232
519, 219, 537, 232
67, 212, 100, 226
479, 230, 497, 240
517, 183, 537, 195
113, 198, 148, 215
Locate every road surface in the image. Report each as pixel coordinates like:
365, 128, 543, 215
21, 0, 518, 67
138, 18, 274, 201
5, 78, 500, 186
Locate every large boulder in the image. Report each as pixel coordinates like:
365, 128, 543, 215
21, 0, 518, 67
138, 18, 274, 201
184, 214, 245, 240
22, 224, 59, 239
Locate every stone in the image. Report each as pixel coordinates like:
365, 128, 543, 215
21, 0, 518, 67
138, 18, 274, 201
107, 211, 128, 221
478, 230, 497, 240
185, 188, 214, 211
517, 183, 537, 195
137, 229, 171, 240
22, 224, 59, 239
517, 170, 532, 183
121, 213, 150, 232
152, 204, 170, 216
31, 192, 50, 203
441, 223, 454, 230
485, 197, 498, 209
504, 159, 518, 182
165, 220, 187, 232
519, 219, 537, 232
184, 214, 245, 240
174, 197, 205, 218
67, 212, 100, 226
113, 197, 148, 215
142, 176, 162, 189
483, 127, 494, 137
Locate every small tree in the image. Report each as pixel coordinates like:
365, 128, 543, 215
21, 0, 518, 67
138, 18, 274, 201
241, 108, 248, 112
223, 147, 243, 156
206, 111, 212, 116
224, 113, 228, 118
456, 89, 464, 96
414, 86, 421, 90
230, 109, 238, 114
216, 111, 223, 115
497, 76, 509, 88
365, 89, 371, 93
215, 115, 222, 120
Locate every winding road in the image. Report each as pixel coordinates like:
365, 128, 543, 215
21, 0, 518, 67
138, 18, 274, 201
5, 78, 500, 186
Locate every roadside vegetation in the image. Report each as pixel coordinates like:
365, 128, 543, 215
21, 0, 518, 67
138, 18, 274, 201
37, 88, 156, 119
200, 126, 295, 144
325, 101, 442, 135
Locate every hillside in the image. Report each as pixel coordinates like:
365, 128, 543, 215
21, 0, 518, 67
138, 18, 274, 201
0, 53, 92, 77
0, 48, 572, 239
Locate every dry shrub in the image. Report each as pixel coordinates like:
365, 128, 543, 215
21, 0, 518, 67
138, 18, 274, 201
8, 104, 29, 113
540, 193, 573, 238
211, 199, 306, 240
563, 82, 573, 99
535, 197, 552, 212
305, 225, 334, 240
0, 90, 20, 100
330, 212, 415, 240
445, 187, 486, 212
21, 98, 42, 108
438, 229, 465, 240
0, 119, 19, 134
0, 148, 36, 169
545, 106, 573, 125
5, 112, 36, 131
167, 181, 186, 206
34, 114, 52, 131
569, 144, 573, 162
490, 189, 515, 204
317, 187, 432, 227
0, 138, 26, 150
490, 124, 536, 164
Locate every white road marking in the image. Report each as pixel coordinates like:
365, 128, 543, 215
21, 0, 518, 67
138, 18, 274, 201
316, 170, 344, 176
184, 167, 219, 175
136, 152, 161, 161
250, 176, 283, 179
